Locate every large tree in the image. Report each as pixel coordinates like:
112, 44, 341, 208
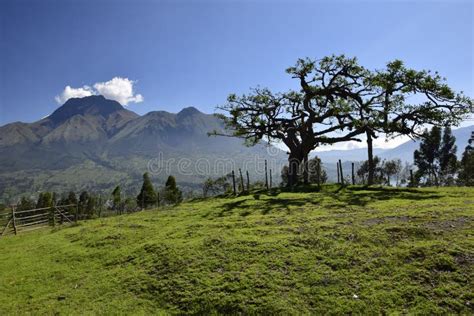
216, 55, 472, 186
216, 57, 366, 186
288, 57, 472, 185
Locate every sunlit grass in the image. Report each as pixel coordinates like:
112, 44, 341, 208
0, 185, 473, 314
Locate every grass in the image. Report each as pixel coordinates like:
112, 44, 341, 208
0, 185, 473, 314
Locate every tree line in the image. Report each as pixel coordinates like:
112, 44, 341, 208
5, 173, 183, 217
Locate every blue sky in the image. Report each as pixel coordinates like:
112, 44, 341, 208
1, 0, 473, 136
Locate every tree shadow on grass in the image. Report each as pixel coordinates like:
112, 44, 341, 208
329, 186, 442, 207
218, 197, 320, 217
216, 185, 443, 216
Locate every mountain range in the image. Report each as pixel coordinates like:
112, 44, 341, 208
0, 96, 286, 203
0, 95, 472, 203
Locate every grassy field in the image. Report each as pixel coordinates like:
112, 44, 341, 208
0, 185, 473, 314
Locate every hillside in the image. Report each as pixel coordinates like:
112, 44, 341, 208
0, 96, 286, 202
0, 186, 473, 314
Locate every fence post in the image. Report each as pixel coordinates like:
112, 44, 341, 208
337, 161, 340, 184
11, 205, 17, 235
99, 194, 102, 218
232, 170, 236, 195
246, 170, 250, 191
339, 159, 344, 186
239, 168, 244, 193
352, 162, 355, 185
265, 160, 269, 190
269, 169, 272, 189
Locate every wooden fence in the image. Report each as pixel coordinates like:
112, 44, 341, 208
0, 204, 77, 237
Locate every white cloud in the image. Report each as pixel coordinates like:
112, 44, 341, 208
93, 77, 143, 105
373, 134, 411, 149
55, 77, 143, 106
55, 85, 95, 104
313, 134, 412, 152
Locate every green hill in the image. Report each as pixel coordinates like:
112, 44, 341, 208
0, 186, 473, 314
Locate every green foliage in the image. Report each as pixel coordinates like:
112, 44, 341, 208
78, 191, 93, 218
0, 186, 473, 314
458, 147, 474, 186
162, 175, 182, 205
112, 185, 121, 210
280, 157, 328, 186
382, 159, 402, 186
67, 191, 78, 205
17, 196, 35, 211
123, 197, 138, 213
218, 55, 472, 186
202, 175, 231, 197
36, 192, 54, 208
414, 127, 458, 186
136, 173, 157, 209
86, 195, 98, 217
439, 127, 458, 185
308, 156, 328, 184
357, 156, 383, 184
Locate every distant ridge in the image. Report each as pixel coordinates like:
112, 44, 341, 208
313, 125, 473, 164
0, 96, 286, 202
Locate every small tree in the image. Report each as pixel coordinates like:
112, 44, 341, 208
458, 137, 474, 186
86, 194, 97, 218
357, 156, 383, 185
439, 127, 458, 185
67, 191, 78, 205
36, 192, 53, 208
308, 156, 328, 184
112, 186, 121, 211
78, 191, 90, 217
414, 127, 458, 186
162, 175, 183, 205
280, 157, 327, 186
123, 197, 137, 213
17, 196, 35, 211
136, 172, 157, 209
280, 166, 290, 187
383, 159, 402, 186
414, 127, 442, 186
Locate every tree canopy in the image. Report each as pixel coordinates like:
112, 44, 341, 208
215, 55, 472, 186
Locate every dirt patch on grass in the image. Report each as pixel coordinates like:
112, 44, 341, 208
385, 226, 431, 240
453, 252, 474, 266
362, 215, 415, 226
424, 216, 473, 231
